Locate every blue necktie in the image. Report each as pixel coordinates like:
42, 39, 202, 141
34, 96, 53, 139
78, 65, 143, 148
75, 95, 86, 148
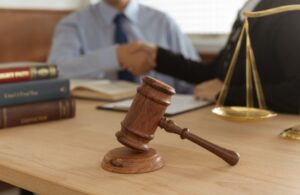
114, 14, 135, 82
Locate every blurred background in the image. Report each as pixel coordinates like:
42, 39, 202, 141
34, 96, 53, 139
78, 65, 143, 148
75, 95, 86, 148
0, 0, 245, 33
0, 0, 246, 54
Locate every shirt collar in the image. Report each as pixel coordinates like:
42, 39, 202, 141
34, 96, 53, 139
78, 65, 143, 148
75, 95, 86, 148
99, 0, 139, 25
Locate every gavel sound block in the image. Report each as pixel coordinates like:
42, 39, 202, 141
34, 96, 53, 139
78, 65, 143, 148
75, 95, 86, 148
102, 76, 240, 174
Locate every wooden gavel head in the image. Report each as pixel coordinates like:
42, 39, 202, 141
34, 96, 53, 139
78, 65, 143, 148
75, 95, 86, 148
116, 76, 175, 152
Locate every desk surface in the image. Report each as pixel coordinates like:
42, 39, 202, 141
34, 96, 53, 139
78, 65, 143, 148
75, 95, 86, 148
0, 100, 299, 195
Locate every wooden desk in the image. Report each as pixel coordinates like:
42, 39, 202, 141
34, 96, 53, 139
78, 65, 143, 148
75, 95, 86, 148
0, 100, 299, 194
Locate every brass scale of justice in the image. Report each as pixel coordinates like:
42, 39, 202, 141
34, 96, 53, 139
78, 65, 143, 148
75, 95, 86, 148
102, 5, 300, 174
213, 5, 300, 140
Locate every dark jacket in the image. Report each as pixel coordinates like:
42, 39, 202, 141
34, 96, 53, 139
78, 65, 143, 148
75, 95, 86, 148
155, 0, 300, 114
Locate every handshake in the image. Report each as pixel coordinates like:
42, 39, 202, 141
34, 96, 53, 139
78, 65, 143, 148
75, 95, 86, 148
117, 41, 157, 76
116, 41, 224, 102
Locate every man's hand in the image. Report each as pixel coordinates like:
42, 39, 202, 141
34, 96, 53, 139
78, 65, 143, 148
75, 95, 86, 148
194, 79, 224, 102
117, 41, 157, 75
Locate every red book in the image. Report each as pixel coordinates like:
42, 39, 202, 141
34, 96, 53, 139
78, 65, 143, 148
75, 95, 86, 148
0, 64, 58, 83
0, 98, 75, 129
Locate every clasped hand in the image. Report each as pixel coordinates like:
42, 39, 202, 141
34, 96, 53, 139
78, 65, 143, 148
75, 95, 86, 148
117, 41, 157, 75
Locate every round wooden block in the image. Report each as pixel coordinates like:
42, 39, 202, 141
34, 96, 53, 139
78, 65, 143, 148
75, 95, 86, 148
101, 147, 164, 174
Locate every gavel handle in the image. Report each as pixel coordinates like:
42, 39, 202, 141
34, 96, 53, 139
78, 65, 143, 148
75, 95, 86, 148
159, 117, 240, 166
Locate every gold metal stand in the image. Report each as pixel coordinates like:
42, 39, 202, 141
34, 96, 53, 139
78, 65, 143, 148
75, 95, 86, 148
213, 5, 300, 122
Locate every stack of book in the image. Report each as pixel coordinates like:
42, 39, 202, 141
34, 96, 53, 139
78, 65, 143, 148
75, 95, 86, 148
0, 64, 75, 129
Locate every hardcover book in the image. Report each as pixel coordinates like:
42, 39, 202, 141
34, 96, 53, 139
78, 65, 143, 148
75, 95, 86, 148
0, 98, 75, 129
71, 79, 138, 101
0, 79, 70, 106
0, 64, 58, 83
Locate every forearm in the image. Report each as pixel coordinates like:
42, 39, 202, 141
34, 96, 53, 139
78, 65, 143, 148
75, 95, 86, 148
155, 47, 217, 84
48, 46, 120, 78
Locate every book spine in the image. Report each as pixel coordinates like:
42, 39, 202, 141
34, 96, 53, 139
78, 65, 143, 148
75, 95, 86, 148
0, 64, 58, 84
0, 98, 76, 129
0, 79, 70, 106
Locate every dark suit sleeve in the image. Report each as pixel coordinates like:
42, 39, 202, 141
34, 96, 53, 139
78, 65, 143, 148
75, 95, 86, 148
262, 12, 300, 113
155, 48, 218, 84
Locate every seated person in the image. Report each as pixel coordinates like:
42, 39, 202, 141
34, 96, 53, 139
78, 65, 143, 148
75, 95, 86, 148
119, 0, 300, 114
47, 0, 200, 93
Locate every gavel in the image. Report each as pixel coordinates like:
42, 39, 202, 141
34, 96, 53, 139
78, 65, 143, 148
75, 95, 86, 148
102, 76, 239, 174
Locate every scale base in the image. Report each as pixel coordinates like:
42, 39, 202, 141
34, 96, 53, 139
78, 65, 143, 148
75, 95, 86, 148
280, 126, 300, 140
102, 147, 164, 174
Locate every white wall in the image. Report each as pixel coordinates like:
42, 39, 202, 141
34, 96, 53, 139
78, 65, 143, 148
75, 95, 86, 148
0, 0, 90, 10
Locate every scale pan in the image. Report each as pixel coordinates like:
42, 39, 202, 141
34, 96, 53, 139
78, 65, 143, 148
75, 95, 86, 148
212, 106, 277, 121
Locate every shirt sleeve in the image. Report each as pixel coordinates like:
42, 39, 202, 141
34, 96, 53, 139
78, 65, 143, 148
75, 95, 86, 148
164, 15, 200, 62
47, 17, 120, 79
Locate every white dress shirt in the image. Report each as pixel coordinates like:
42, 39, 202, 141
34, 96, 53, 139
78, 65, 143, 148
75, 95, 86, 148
48, 0, 200, 93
